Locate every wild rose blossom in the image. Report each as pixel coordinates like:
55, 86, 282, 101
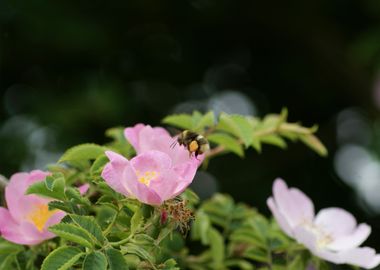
0, 170, 66, 245
102, 150, 198, 205
267, 178, 380, 269
124, 123, 204, 166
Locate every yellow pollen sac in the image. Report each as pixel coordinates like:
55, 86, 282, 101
137, 171, 158, 186
28, 204, 56, 232
189, 140, 198, 152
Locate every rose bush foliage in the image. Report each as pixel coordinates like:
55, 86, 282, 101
0, 110, 378, 270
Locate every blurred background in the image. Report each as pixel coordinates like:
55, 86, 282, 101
2, 0, 380, 258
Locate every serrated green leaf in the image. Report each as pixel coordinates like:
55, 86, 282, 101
48, 201, 72, 213
70, 215, 105, 245
300, 134, 328, 156
122, 243, 154, 263
217, 113, 253, 147
26, 174, 66, 201
162, 114, 193, 130
208, 228, 225, 266
58, 143, 106, 164
208, 133, 244, 157
260, 134, 287, 149
49, 223, 94, 248
105, 248, 129, 270
251, 137, 262, 152
130, 208, 143, 234
83, 251, 107, 270
193, 111, 215, 132
41, 246, 83, 270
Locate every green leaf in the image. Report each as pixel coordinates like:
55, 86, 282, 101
192, 210, 211, 245
49, 223, 94, 248
0, 254, 16, 270
287, 255, 305, 270
216, 113, 253, 147
26, 174, 66, 200
65, 187, 90, 206
83, 251, 107, 270
162, 114, 193, 130
41, 246, 84, 270
260, 134, 287, 149
208, 133, 244, 157
161, 258, 180, 270
48, 201, 72, 213
243, 247, 268, 263
224, 259, 254, 270
193, 111, 215, 132
251, 137, 262, 152
0, 239, 24, 255
122, 243, 154, 263
300, 134, 328, 156
105, 248, 129, 270
130, 208, 143, 234
208, 228, 225, 266
58, 143, 106, 164
90, 154, 109, 176
70, 215, 105, 245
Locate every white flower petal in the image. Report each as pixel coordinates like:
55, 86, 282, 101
267, 197, 293, 236
272, 178, 314, 227
339, 247, 380, 269
327, 223, 371, 251
314, 207, 356, 238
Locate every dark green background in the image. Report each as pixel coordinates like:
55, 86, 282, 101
1, 0, 380, 259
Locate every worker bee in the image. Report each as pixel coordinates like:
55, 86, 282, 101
173, 130, 210, 158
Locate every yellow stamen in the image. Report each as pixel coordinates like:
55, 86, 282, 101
136, 170, 158, 186
27, 204, 56, 232
189, 140, 198, 152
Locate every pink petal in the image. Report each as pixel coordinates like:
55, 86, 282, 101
130, 150, 172, 173
327, 223, 371, 251
44, 210, 66, 229
272, 178, 314, 228
149, 169, 181, 201
338, 247, 380, 269
314, 207, 357, 239
124, 123, 146, 152
19, 221, 55, 245
5, 172, 48, 223
78, 183, 90, 195
101, 151, 132, 196
0, 208, 48, 245
27, 170, 50, 185
267, 197, 293, 237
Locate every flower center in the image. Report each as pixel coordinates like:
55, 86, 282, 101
302, 220, 333, 248
27, 204, 56, 232
136, 170, 159, 186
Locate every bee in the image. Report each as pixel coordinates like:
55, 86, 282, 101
174, 130, 210, 158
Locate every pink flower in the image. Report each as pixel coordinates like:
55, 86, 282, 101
0, 171, 66, 245
124, 123, 204, 166
101, 150, 198, 205
267, 178, 380, 269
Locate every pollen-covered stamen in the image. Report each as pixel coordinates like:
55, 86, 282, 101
27, 204, 56, 232
136, 170, 159, 186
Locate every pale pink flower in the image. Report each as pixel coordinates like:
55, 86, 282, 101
267, 178, 380, 269
101, 150, 198, 205
0, 171, 66, 245
124, 123, 204, 166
